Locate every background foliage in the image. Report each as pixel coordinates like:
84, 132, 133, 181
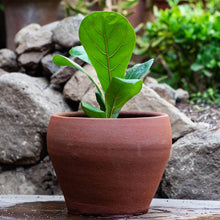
0, 3, 3, 11
61, 0, 220, 104
135, 0, 220, 103
62, 0, 139, 17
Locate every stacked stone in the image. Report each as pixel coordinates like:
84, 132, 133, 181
0, 16, 85, 195
0, 15, 219, 200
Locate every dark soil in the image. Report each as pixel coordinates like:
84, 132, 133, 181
176, 102, 220, 129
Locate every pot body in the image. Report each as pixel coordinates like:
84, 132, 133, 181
47, 111, 172, 217
2, 0, 61, 50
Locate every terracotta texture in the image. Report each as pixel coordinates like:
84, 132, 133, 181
47, 111, 172, 217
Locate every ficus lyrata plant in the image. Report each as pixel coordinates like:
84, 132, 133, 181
53, 11, 153, 118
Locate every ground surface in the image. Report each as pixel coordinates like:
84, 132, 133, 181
176, 102, 220, 129
0, 195, 220, 220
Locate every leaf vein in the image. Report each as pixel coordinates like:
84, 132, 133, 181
106, 23, 118, 39
83, 26, 106, 55
110, 63, 120, 72
92, 20, 104, 36
108, 85, 126, 117
92, 55, 108, 70
109, 27, 128, 59
102, 16, 111, 81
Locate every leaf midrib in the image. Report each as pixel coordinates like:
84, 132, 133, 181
106, 83, 128, 118
101, 16, 128, 82
83, 15, 130, 88
102, 16, 111, 82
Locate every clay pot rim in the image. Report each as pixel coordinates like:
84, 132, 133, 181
51, 111, 168, 120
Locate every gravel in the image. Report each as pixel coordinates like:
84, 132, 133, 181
176, 102, 220, 129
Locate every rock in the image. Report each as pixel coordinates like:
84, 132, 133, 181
0, 73, 72, 165
123, 85, 196, 140
16, 29, 53, 55
175, 88, 189, 103
0, 68, 8, 77
161, 128, 220, 200
50, 56, 85, 85
52, 15, 84, 48
148, 83, 176, 105
42, 21, 59, 32
0, 169, 36, 194
0, 157, 61, 195
143, 76, 158, 84
15, 23, 41, 47
63, 65, 98, 102
0, 49, 18, 72
147, 84, 176, 105
41, 53, 61, 78
81, 86, 98, 109
51, 66, 75, 85
18, 51, 48, 76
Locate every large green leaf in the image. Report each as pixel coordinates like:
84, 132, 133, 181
53, 55, 104, 100
105, 77, 142, 118
79, 11, 136, 92
69, 46, 92, 65
125, 59, 154, 79
81, 102, 106, 118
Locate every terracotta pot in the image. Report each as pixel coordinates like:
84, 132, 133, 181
2, 0, 61, 50
47, 111, 172, 217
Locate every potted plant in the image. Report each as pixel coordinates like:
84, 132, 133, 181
47, 11, 172, 217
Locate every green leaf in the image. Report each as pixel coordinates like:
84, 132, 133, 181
118, 0, 139, 12
95, 92, 106, 111
151, 36, 165, 48
53, 54, 84, 72
191, 63, 204, 72
79, 11, 136, 92
69, 46, 92, 65
105, 77, 142, 118
0, 3, 4, 11
112, 108, 121, 118
125, 59, 154, 79
81, 102, 106, 118
202, 69, 213, 77
53, 55, 104, 101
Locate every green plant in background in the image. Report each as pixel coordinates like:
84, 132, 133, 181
62, 0, 139, 17
112, 0, 139, 17
166, 0, 180, 7
53, 11, 153, 118
190, 88, 220, 104
206, 0, 220, 13
62, 0, 101, 16
135, 0, 220, 103
0, 3, 4, 11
